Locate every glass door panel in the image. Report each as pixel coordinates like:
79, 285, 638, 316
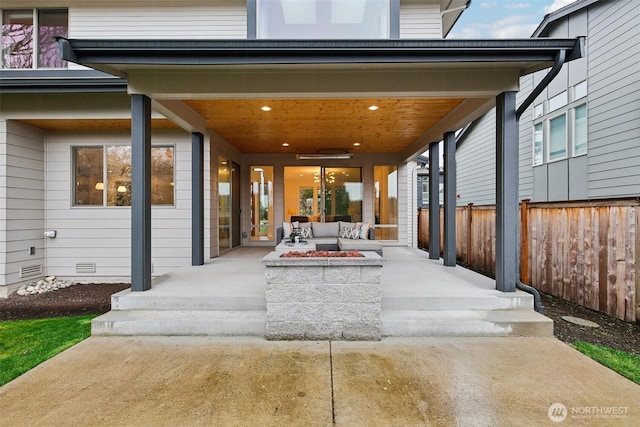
374, 165, 398, 240
218, 156, 231, 252
284, 166, 361, 223
324, 167, 362, 223
250, 166, 274, 241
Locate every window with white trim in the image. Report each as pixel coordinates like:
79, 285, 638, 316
532, 82, 587, 165
573, 104, 587, 156
1, 8, 68, 69
73, 146, 175, 207
533, 122, 543, 166
548, 114, 567, 161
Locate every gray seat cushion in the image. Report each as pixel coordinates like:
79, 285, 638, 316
338, 238, 383, 252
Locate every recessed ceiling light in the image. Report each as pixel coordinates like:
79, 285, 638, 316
368, 105, 379, 111
261, 106, 272, 112
282, 143, 289, 147
353, 142, 361, 146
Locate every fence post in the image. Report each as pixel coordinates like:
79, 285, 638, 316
520, 199, 530, 284
466, 203, 473, 266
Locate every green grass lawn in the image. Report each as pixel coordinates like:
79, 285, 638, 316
0, 315, 95, 387
573, 341, 640, 385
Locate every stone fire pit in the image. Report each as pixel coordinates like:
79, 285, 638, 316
261, 251, 384, 341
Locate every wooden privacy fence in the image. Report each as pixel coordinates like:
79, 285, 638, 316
418, 199, 639, 323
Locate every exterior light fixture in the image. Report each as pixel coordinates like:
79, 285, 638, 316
296, 153, 353, 160
368, 105, 379, 111
261, 106, 272, 111
353, 142, 361, 146
282, 143, 289, 147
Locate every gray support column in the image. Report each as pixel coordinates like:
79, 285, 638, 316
192, 132, 205, 266
496, 92, 518, 292
443, 131, 456, 267
131, 94, 152, 292
428, 142, 440, 260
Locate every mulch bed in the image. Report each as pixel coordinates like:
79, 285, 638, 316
1, 283, 638, 355
0, 283, 130, 321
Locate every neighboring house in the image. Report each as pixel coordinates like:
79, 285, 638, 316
456, 0, 640, 205
0, 0, 583, 297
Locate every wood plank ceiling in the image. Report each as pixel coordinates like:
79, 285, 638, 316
185, 98, 464, 154
19, 97, 464, 154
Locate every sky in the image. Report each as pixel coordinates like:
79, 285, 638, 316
447, 0, 581, 39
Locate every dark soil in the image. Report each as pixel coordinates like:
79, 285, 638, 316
541, 292, 640, 355
0, 283, 130, 321
1, 283, 638, 355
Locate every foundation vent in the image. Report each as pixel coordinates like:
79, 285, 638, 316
20, 264, 43, 278
76, 263, 96, 274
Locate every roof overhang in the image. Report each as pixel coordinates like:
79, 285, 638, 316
8, 37, 583, 162
57, 38, 584, 78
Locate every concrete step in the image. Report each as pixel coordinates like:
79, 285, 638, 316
382, 292, 534, 311
381, 309, 553, 337
111, 291, 266, 311
92, 310, 266, 336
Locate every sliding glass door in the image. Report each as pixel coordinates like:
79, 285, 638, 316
284, 166, 362, 223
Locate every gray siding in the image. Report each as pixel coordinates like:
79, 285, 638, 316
586, 0, 640, 198
456, 110, 496, 206
0, 121, 46, 295
44, 131, 197, 279
457, 0, 639, 204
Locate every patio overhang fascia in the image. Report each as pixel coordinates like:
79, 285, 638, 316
0, 69, 127, 93
56, 38, 585, 78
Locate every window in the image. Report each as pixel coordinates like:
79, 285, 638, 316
257, 0, 390, 39
573, 104, 587, 156
533, 123, 543, 166
533, 103, 544, 119
73, 146, 174, 207
548, 114, 567, 161
574, 80, 587, 100
548, 91, 567, 112
374, 165, 398, 240
2, 9, 68, 69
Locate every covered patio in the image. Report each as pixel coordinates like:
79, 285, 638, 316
92, 246, 551, 337
54, 37, 585, 299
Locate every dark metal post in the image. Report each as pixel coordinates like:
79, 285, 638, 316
192, 132, 204, 266
443, 131, 456, 267
496, 91, 518, 292
428, 142, 440, 260
131, 94, 152, 292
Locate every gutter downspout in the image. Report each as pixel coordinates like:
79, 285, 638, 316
512, 47, 571, 313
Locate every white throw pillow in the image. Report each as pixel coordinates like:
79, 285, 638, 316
357, 222, 371, 240
282, 222, 291, 239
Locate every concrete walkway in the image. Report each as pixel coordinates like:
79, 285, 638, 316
1, 336, 639, 426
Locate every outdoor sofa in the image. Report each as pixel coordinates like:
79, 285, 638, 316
276, 220, 383, 256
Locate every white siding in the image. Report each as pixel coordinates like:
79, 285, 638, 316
400, 0, 441, 39
0, 121, 46, 295
69, 0, 247, 40
44, 131, 195, 280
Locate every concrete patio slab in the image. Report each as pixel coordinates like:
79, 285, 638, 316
0, 336, 638, 426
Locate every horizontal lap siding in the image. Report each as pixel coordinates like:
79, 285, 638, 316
400, 1, 441, 38
586, 0, 640, 199
456, 110, 496, 206
69, 1, 247, 39
0, 121, 46, 287
45, 131, 194, 279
